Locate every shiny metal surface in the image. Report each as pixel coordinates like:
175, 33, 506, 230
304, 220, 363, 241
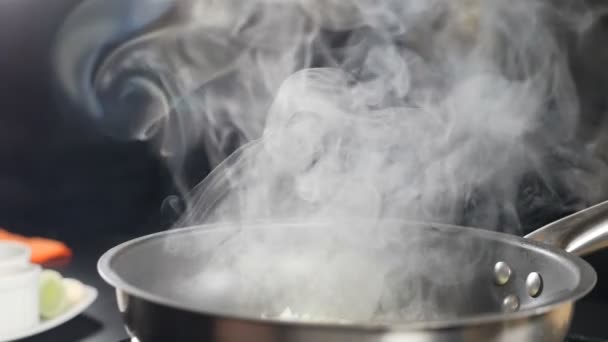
100, 222, 595, 324
117, 289, 573, 342
494, 261, 512, 286
98, 213, 602, 342
527, 272, 544, 298
526, 199, 608, 256
502, 295, 521, 312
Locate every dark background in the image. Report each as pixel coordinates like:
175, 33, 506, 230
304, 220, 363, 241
1, 2, 174, 339
0, 0, 177, 238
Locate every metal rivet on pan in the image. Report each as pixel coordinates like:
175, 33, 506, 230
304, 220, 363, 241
494, 261, 512, 285
502, 295, 520, 312
526, 272, 543, 298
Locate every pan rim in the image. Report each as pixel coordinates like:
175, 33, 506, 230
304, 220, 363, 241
97, 220, 597, 331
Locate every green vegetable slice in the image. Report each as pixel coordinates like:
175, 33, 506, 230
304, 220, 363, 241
39, 270, 67, 319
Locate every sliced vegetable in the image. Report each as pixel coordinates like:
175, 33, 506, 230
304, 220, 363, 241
39, 270, 67, 319
63, 278, 85, 307
0, 229, 72, 264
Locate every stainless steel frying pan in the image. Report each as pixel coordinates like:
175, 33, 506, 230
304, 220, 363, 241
99, 198, 608, 342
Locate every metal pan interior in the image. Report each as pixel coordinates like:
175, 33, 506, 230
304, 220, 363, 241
98, 220, 596, 330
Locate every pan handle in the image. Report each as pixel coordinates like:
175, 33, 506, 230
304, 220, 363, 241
525, 199, 608, 257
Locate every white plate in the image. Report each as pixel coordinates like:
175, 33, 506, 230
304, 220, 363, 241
0, 285, 98, 342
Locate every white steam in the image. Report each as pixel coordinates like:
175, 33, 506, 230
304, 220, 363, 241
161, 0, 606, 322
58, 0, 608, 322
175, 0, 595, 231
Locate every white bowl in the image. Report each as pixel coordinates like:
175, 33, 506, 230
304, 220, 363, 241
0, 264, 41, 334
0, 242, 31, 272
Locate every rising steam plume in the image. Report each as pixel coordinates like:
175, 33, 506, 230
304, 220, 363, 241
54, 0, 608, 322
54, 0, 607, 233
167, 0, 603, 233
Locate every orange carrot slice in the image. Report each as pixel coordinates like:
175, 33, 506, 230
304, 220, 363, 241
0, 229, 72, 264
